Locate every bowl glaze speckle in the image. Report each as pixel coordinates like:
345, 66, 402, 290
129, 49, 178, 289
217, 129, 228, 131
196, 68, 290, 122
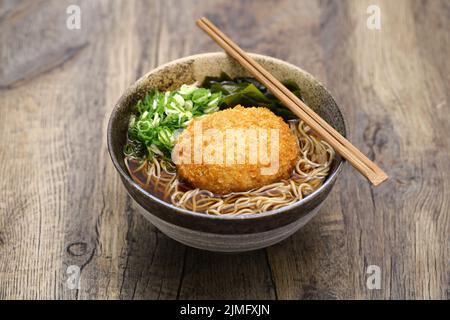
107, 52, 346, 252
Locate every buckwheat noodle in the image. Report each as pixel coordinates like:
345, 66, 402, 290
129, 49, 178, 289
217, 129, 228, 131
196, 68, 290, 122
125, 120, 334, 215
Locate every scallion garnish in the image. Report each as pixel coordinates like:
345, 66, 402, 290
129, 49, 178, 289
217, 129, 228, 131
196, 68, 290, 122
124, 84, 221, 159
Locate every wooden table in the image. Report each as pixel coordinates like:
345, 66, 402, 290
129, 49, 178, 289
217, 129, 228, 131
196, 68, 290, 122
1, 0, 449, 300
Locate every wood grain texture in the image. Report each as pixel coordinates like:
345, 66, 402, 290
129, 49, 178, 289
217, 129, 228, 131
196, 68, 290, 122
0, 0, 448, 299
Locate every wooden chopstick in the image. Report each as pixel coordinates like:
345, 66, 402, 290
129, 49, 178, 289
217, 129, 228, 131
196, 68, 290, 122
197, 17, 388, 186
199, 18, 383, 175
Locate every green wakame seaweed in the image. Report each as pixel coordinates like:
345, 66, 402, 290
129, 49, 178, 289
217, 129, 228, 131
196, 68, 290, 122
201, 72, 304, 120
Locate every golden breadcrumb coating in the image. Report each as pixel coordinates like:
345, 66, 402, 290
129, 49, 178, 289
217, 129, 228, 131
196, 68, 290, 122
174, 106, 300, 195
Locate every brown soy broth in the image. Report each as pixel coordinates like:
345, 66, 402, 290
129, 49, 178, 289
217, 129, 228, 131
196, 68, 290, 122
127, 158, 259, 212
126, 156, 321, 212
127, 158, 169, 201
124, 120, 329, 213
127, 158, 191, 202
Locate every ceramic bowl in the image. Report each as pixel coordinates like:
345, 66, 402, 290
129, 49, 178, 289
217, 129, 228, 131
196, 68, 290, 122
107, 52, 346, 252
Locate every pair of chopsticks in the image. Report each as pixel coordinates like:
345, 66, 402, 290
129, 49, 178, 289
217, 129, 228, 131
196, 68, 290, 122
197, 17, 388, 186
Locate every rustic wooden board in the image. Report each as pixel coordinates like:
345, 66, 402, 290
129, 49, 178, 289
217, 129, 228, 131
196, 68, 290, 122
0, 0, 448, 299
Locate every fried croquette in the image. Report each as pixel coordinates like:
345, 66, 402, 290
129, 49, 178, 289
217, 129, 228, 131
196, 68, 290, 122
174, 106, 300, 195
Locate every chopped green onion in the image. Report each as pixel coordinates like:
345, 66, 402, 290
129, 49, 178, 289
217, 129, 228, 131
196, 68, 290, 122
126, 84, 222, 160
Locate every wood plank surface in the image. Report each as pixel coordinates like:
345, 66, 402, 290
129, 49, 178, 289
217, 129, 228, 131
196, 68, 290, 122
0, 0, 448, 299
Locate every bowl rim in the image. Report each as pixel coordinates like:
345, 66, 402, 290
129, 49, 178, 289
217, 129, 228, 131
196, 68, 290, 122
107, 52, 346, 221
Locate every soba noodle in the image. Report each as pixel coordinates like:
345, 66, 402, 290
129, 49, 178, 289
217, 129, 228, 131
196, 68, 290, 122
125, 120, 334, 215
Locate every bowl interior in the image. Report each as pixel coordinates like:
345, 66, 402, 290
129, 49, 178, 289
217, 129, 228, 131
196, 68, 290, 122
108, 52, 346, 217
